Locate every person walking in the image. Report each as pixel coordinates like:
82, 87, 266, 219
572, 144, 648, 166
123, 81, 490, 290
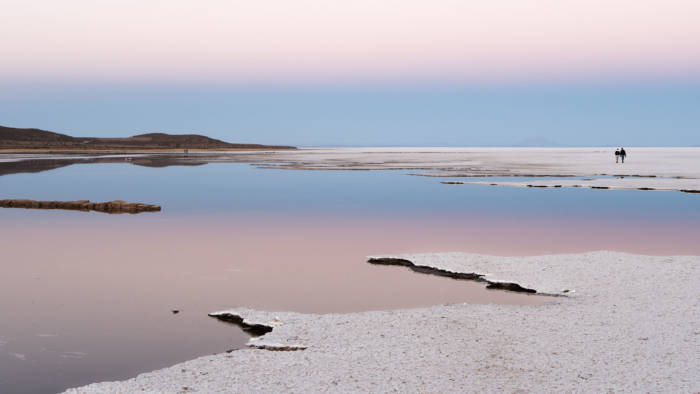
615, 149, 620, 163
620, 147, 627, 163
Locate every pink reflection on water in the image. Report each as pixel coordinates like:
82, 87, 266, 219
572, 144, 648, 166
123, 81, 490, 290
2, 210, 698, 392
4, 211, 696, 316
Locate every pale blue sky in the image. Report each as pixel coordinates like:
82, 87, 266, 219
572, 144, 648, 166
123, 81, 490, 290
1, 82, 698, 146
2, 1, 699, 146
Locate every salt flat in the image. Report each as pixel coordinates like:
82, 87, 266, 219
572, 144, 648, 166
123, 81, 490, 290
66, 251, 700, 393
232, 147, 700, 177
5, 148, 700, 192
207, 147, 700, 192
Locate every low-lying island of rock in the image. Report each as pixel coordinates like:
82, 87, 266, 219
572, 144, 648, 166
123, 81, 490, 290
0, 199, 161, 214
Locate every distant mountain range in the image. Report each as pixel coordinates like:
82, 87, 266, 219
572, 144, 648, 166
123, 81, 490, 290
0, 125, 296, 151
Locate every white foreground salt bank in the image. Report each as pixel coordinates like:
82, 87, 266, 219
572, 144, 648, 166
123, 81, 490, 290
65, 251, 699, 393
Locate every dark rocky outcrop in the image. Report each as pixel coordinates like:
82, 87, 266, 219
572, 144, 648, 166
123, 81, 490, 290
0, 199, 161, 214
208, 313, 273, 336
485, 282, 536, 293
368, 258, 483, 281
367, 257, 540, 294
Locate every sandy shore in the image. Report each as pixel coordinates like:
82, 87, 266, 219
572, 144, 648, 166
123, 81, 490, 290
65, 251, 699, 393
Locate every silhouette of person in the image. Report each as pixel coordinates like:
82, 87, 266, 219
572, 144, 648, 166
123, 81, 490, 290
615, 149, 620, 163
620, 147, 627, 163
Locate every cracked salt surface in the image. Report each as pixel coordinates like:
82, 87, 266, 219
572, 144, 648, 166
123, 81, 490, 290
65, 251, 700, 393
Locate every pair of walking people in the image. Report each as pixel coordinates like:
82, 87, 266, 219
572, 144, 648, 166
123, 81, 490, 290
615, 148, 627, 163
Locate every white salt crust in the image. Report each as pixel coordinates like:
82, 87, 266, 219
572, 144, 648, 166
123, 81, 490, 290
238, 147, 700, 174
10, 148, 700, 191
211, 147, 700, 192
456, 177, 700, 193
65, 251, 700, 393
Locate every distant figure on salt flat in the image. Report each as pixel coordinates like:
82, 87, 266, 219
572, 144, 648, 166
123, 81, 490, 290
615, 149, 620, 163
620, 147, 627, 163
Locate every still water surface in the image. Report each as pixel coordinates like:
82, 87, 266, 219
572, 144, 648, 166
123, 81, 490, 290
1, 159, 699, 393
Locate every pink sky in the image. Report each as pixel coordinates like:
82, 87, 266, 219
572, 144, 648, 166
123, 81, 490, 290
2, 0, 700, 83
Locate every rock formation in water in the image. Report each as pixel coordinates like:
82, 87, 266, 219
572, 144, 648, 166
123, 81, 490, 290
0, 199, 161, 214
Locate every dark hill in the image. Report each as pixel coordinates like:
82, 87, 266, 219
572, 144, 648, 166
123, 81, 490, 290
0, 126, 74, 142
0, 126, 295, 150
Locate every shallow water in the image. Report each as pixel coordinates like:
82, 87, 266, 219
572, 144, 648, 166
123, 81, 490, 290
1, 158, 699, 394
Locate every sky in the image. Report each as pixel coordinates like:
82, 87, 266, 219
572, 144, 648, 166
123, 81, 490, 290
1, 0, 699, 146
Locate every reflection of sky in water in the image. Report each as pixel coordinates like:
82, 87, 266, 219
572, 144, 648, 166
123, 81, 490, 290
2, 162, 699, 223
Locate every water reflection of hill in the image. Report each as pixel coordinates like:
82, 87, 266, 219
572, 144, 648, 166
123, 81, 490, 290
0, 156, 208, 177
